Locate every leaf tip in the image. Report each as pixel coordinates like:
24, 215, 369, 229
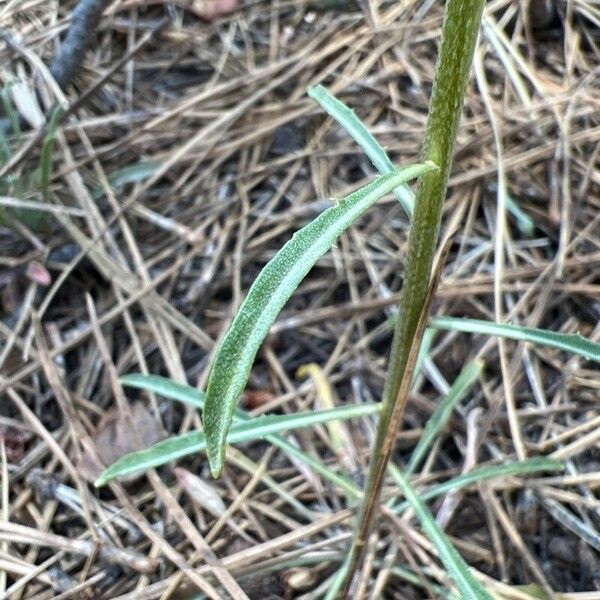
205, 423, 225, 478
94, 474, 108, 488
209, 459, 223, 479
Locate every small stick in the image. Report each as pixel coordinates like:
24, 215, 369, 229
1, 0, 109, 134
0, 521, 159, 574
0, 17, 169, 175
49, 0, 112, 91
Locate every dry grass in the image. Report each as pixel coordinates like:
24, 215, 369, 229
1, 0, 600, 598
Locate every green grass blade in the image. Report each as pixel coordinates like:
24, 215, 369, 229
0, 120, 11, 165
118, 378, 563, 503
0, 125, 10, 225
506, 193, 535, 236
203, 164, 436, 477
406, 360, 483, 475
40, 106, 64, 203
0, 104, 62, 230
308, 84, 415, 218
121, 373, 204, 408
269, 432, 361, 498
1, 84, 20, 138
122, 373, 363, 497
0, 84, 17, 225
92, 161, 160, 199
95, 403, 381, 486
413, 327, 436, 383
430, 316, 600, 363
394, 469, 492, 600
393, 457, 563, 514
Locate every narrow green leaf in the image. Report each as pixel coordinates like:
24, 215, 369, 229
40, 106, 64, 203
506, 193, 535, 236
308, 84, 414, 218
430, 316, 600, 363
92, 161, 160, 200
108, 161, 160, 188
0, 119, 11, 165
393, 457, 563, 514
1, 84, 20, 138
95, 430, 200, 486
121, 373, 204, 408
121, 374, 363, 496
394, 469, 492, 600
413, 327, 437, 388
203, 164, 436, 477
95, 403, 381, 486
269, 431, 361, 497
406, 360, 483, 475
117, 377, 564, 504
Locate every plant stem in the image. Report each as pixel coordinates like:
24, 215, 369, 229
334, 1, 485, 596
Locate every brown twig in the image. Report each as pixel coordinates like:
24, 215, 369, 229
1, 0, 109, 135
0, 15, 170, 174
49, 0, 112, 91
0, 521, 159, 574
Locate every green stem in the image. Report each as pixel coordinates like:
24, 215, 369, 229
333, 2, 485, 596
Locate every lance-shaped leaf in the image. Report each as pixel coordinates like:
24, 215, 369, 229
95, 403, 381, 486
119, 373, 363, 496
308, 84, 415, 217
203, 164, 437, 477
430, 316, 600, 363
393, 469, 493, 599
406, 359, 483, 475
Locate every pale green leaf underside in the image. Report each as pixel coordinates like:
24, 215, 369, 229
121, 373, 204, 408
430, 316, 600, 363
394, 469, 493, 599
309, 84, 536, 233
202, 164, 436, 477
92, 161, 160, 200
112, 376, 562, 501
95, 403, 380, 486
120, 373, 362, 496
307, 85, 415, 217
405, 359, 483, 475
